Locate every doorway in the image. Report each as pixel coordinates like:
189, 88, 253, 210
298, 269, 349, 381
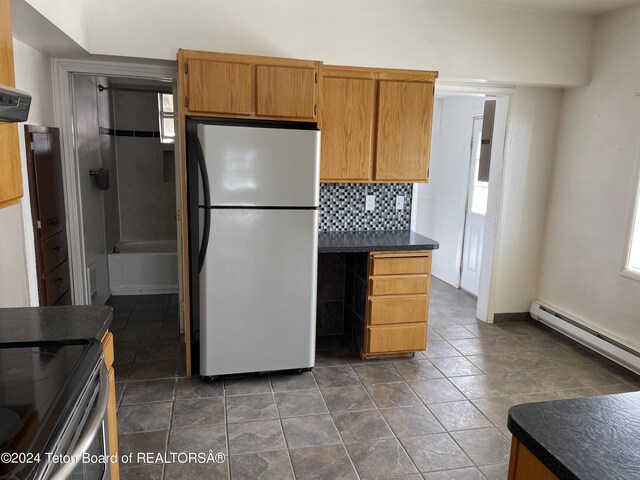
24, 125, 71, 305
412, 91, 508, 320
53, 60, 183, 328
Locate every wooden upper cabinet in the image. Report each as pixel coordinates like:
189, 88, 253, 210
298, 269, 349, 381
319, 65, 437, 183
0, 0, 23, 208
179, 49, 319, 122
255, 65, 316, 119
186, 59, 252, 115
375, 80, 434, 182
320, 76, 375, 181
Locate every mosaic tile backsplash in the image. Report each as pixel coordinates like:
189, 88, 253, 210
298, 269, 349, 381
319, 183, 413, 231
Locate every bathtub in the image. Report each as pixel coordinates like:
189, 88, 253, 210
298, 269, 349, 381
108, 240, 178, 295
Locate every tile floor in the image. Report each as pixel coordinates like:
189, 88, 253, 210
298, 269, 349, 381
108, 279, 640, 480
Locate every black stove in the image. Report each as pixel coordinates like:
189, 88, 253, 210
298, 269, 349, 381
0, 340, 102, 479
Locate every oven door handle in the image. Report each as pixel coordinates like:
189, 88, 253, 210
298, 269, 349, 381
50, 362, 110, 480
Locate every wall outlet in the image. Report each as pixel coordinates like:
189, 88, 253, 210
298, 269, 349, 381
396, 195, 405, 211
365, 195, 376, 211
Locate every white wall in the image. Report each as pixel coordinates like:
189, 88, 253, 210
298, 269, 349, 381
537, 5, 640, 349
20, 0, 90, 51
413, 95, 485, 286
0, 205, 30, 307
487, 87, 562, 318
0, 37, 55, 308
12, 37, 55, 306
17, 0, 594, 87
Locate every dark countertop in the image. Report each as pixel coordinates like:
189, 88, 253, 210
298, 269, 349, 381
508, 392, 640, 480
318, 230, 439, 253
0, 306, 113, 344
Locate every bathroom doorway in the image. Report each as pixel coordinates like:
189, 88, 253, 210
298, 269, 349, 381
53, 59, 184, 332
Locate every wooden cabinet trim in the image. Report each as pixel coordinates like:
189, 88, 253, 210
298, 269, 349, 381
101, 330, 115, 370
370, 250, 432, 258
180, 49, 319, 69
322, 64, 438, 82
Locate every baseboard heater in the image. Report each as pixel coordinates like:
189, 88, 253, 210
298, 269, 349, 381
530, 300, 640, 375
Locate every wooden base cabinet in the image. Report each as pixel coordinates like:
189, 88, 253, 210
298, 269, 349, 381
101, 331, 120, 480
508, 438, 558, 480
360, 251, 431, 358
319, 65, 437, 183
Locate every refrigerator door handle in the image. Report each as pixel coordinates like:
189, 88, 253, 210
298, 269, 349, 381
197, 139, 211, 273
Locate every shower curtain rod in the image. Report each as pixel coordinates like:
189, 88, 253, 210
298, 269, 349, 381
97, 84, 172, 95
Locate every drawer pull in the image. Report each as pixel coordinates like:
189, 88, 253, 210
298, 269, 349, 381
52, 247, 61, 253
55, 278, 64, 286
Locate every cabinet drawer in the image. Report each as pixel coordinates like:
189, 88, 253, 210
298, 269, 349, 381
44, 260, 70, 304
367, 324, 427, 354
371, 255, 431, 276
369, 295, 428, 325
369, 275, 429, 296
41, 230, 68, 274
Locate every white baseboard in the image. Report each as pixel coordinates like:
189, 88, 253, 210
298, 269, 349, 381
110, 285, 178, 296
530, 300, 640, 375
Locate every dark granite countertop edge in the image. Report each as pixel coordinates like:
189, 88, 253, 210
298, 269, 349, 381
508, 411, 579, 480
318, 243, 439, 253
0, 305, 114, 344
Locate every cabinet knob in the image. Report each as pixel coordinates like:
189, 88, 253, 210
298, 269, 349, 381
55, 278, 64, 286
51, 217, 60, 225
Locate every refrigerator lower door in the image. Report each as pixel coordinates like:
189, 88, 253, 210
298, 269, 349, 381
200, 208, 318, 376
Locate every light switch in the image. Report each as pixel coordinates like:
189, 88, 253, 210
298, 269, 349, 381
365, 195, 376, 211
396, 195, 405, 211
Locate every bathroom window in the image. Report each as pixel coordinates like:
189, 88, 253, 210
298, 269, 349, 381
623, 178, 640, 281
158, 93, 175, 144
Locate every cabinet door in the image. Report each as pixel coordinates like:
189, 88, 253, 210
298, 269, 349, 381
186, 59, 252, 115
255, 65, 316, 120
375, 80, 434, 182
0, 0, 22, 208
320, 77, 374, 181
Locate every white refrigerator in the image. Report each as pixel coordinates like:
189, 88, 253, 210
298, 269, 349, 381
195, 123, 320, 377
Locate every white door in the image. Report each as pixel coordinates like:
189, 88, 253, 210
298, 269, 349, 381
460, 117, 488, 295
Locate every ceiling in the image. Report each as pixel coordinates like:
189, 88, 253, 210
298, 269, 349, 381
455, 0, 640, 15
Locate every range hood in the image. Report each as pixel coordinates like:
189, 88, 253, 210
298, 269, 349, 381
0, 85, 31, 123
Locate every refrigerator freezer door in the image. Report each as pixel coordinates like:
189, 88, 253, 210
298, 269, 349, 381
200, 208, 318, 376
197, 124, 320, 207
